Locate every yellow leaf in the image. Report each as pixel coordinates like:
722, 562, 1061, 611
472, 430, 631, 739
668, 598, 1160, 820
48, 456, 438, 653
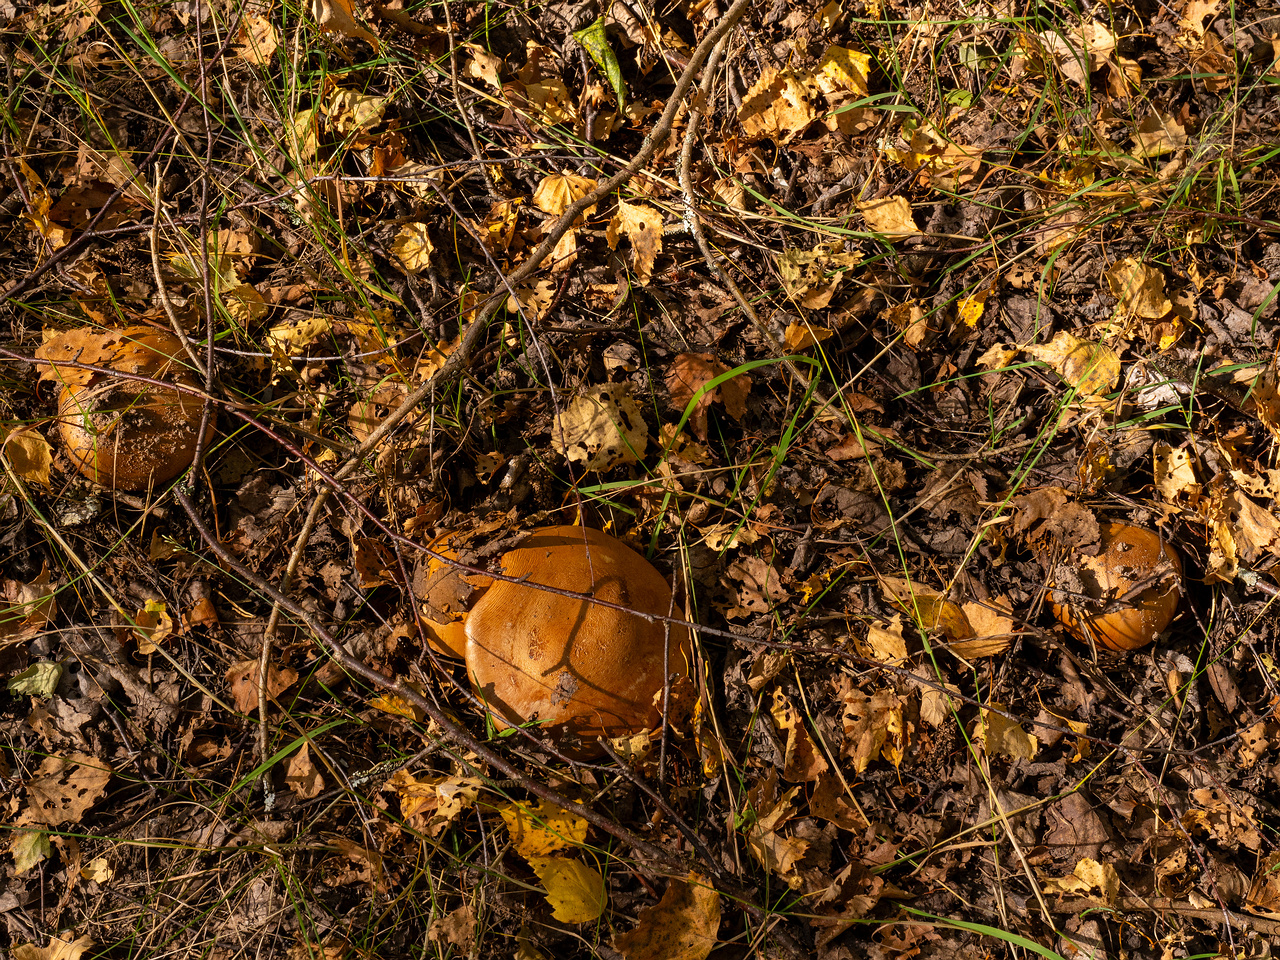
528, 857, 606, 923
134, 599, 173, 654
606, 200, 663, 285
311, 0, 380, 49
812, 45, 871, 97
1023, 331, 1119, 395
1104, 257, 1172, 319
858, 195, 918, 236
3, 427, 52, 486
783, 322, 834, 351
391, 222, 435, 274
551, 382, 649, 471
533, 172, 598, 220
978, 703, 1038, 760
499, 799, 588, 858
738, 68, 815, 143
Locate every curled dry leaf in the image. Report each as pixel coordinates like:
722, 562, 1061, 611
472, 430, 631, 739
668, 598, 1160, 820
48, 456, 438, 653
737, 67, 815, 143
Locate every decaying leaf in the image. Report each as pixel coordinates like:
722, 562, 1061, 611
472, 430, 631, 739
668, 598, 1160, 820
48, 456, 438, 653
3, 428, 53, 487
551, 382, 648, 471
1040, 857, 1120, 903
606, 200, 663, 284
666, 353, 751, 440
738, 68, 815, 142
1024, 331, 1120, 396
226, 659, 299, 714
614, 874, 721, 960
21, 752, 113, 826
311, 0, 380, 49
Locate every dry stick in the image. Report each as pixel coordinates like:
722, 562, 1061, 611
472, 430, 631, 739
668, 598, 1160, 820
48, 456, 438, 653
443, 3, 499, 201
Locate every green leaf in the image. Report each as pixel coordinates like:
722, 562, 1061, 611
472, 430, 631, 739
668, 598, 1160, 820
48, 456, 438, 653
8, 662, 63, 698
573, 18, 626, 109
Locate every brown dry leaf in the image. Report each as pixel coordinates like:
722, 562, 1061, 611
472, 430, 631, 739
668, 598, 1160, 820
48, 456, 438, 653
858, 616, 909, 665
1024, 331, 1120, 395
666, 353, 751, 440
21, 752, 113, 826
1032, 21, 1117, 87
225, 659, 299, 714
391, 222, 435, 274
0, 564, 57, 645
881, 301, 930, 350
878, 577, 973, 647
607, 200, 663, 284
1105, 257, 1172, 319
977, 704, 1038, 760
233, 13, 279, 63
744, 784, 809, 885
533, 172, 597, 220
3, 427, 52, 487
505, 280, 556, 322
858, 196, 919, 237
499, 799, 588, 859
724, 556, 788, 618
838, 682, 902, 773
551, 382, 649, 471
784, 321, 834, 351
614, 874, 721, 960
311, 0, 380, 49
1183, 787, 1262, 851
1010, 486, 1101, 550
769, 689, 830, 782
386, 771, 481, 835
428, 904, 478, 951
528, 857, 607, 923
11, 935, 95, 960
285, 741, 324, 799
738, 68, 815, 142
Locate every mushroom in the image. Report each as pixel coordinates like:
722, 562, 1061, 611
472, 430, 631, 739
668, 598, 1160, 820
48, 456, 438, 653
36, 327, 211, 490
421, 525, 690, 755
1051, 522, 1182, 651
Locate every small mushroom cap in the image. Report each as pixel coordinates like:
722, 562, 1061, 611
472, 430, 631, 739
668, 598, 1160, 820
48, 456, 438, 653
465, 525, 690, 754
42, 328, 211, 490
1051, 522, 1182, 651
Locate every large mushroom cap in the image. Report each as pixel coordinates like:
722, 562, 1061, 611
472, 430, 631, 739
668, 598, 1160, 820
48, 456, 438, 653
464, 525, 690, 755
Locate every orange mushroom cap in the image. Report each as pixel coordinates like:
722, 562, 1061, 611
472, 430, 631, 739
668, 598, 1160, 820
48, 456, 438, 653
1051, 522, 1182, 651
39, 327, 211, 490
464, 525, 691, 755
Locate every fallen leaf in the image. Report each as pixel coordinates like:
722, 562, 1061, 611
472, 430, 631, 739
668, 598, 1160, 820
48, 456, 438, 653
3, 428, 52, 486
978, 704, 1038, 760
285, 741, 324, 799
614, 874, 721, 960
391, 222, 435, 274
607, 200, 663, 284
738, 68, 815, 142
666, 353, 751, 440
1024, 331, 1120, 395
528, 856, 607, 923
533, 172, 597, 220
858, 196, 918, 236
311, 0, 380, 49
769, 689, 830, 782
499, 798, 588, 858
1105, 257, 1172, 319
225, 659, 299, 714
551, 382, 649, 471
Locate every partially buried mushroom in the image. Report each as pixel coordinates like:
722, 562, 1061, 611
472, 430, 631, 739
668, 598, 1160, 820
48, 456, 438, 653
1051, 522, 1182, 651
419, 525, 691, 755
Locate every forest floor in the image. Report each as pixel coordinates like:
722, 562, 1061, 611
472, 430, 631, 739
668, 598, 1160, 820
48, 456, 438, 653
2, 0, 1280, 957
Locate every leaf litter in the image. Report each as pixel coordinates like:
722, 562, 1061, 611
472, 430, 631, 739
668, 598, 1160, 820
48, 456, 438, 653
1, 0, 1280, 956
